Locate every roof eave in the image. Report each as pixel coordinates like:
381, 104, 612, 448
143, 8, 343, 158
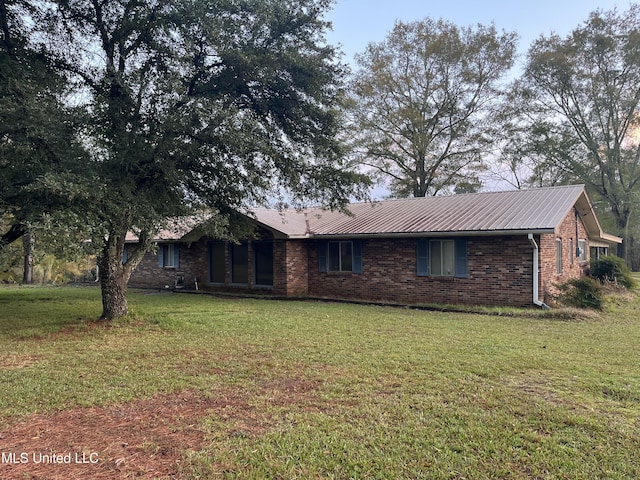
573, 190, 623, 244
297, 229, 556, 240
249, 219, 298, 239
591, 232, 623, 245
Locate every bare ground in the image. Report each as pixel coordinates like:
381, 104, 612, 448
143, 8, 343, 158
0, 378, 321, 480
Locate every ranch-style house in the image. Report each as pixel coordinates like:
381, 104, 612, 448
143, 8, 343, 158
126, 184, 622, 307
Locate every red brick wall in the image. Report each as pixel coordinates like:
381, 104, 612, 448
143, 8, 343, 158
128, 207, 590, 307
128, 238, 210, 290
276, 240, 308, 296
539, 209, 590, 303
305, 236, 536, 307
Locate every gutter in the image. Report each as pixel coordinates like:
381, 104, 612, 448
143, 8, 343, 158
528, 234, 551, 309
286, 228, 557, 240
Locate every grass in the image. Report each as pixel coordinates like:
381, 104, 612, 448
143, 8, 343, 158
1, 285, 640, 478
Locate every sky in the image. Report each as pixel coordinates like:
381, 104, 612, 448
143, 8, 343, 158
325, 0, 633, 71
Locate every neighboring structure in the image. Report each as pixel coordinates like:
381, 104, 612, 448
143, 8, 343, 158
127, 185, 622, 307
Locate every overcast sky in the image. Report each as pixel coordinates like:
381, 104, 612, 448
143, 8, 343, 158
325, 0, 633, 70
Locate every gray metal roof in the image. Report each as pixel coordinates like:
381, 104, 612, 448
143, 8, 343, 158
125, 215, 209, 242
254, 184, 600, 238
132, 185, 621, 244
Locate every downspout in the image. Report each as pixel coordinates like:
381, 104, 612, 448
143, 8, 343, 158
574, 208, 581, 258
528, 234, 551, 309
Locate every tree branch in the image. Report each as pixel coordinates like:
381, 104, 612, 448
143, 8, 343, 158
0, 223, 27, 252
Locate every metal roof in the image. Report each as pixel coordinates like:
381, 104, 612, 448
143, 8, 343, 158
125, 216, 205, 242
308, 186, 580, 236
130, 185, 621, 244
254, 185, 617, 240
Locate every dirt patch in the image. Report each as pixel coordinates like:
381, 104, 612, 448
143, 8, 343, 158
0, 376, 324, 479
2, 390, 205, 478
0, 389, 252, 479
518, 381, 567, 406
507, 373, 578, 409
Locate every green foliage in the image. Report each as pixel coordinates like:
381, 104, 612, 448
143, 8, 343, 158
1, 0, 91, 256
348, 18, 517, 197
0, 212, 96, 285
506, 4, 640, 257
5, 0, 369, 318
590, 255, 637, 289
555, 277, 604, 310
0, 229, 22, 283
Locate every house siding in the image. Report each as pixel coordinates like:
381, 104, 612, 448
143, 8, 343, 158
127, 208, 593, 308
275, 240, 309, 296
306, 236, 535, 307
538, 208, 590, 303
128, 238, 209, 290
129, 237, 288, 296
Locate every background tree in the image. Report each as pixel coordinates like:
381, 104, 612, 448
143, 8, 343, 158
1, 208, 98, 284
505, 5, 640, 261
32, 0, 368, 319
1, 0, 86, 256
491, 86, 580, 190
347, 18, 517, 197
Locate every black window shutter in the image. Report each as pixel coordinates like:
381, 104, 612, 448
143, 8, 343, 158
352, 240, 363, 274
318, 241, 327, 272
454, 239, 468, 278
417, 239, 429, 276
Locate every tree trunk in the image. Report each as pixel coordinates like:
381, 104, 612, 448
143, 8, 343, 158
628, 234, 638, 271
614, 209, 631, 262
97, 225, 151, 320
98, 245, 129, 320
22, 230, 34, 284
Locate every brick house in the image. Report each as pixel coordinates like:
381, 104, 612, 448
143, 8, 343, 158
127, 185, 621, 307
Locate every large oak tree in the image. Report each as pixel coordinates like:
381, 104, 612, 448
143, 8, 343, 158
505, 5, 640, 259
27, 0, 367, 319
347, 19, 517, 197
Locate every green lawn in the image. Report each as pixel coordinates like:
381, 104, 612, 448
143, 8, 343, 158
1, 286, 639, 479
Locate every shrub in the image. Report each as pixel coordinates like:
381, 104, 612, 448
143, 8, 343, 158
590, 256, 637, 289
556, 277, 604, 310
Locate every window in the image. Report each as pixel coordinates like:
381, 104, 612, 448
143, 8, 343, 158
231, 242, 249, 284
328, 241, 353, 272
556, 238, 563, 274
208, 240, 273, 286
208, 241, 225, 283
430, 239, 455, 276
254, 241, 274, 286
578, 239, 587, 262
417, 238, 468, 278
158, 243, 179, 268
319, 240, 362, 273
591, 245, 607, 260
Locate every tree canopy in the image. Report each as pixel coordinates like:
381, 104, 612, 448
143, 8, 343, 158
7, 0, 368, 319
503, 5, 640, 259
347, 18, 517, 197
0, 0, 86, 252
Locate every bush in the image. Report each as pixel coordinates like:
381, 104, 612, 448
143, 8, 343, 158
590, 256, 637, 289
556, 277, 604, 310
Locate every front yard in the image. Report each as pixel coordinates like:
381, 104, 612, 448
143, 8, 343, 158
0, 286, 639, 478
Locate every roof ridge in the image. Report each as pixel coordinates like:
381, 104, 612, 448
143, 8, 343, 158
341, 184, 586, 207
